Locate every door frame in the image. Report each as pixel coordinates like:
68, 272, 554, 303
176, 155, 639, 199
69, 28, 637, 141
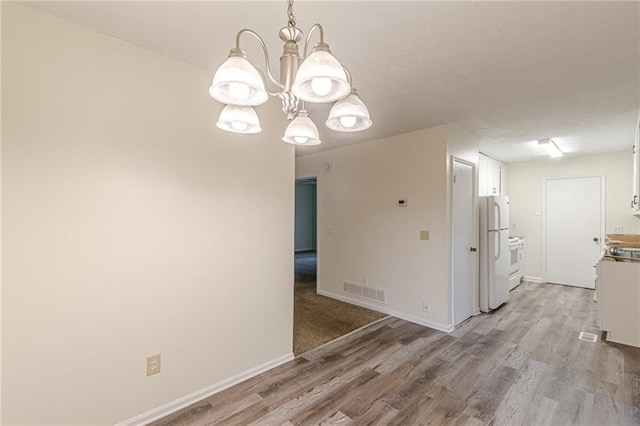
450, 156, 479, 328
542, 175, 605, 284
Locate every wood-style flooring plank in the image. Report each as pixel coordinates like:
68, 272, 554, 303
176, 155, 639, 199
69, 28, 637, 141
318, 410, 352, 426
153, 282, 640, 426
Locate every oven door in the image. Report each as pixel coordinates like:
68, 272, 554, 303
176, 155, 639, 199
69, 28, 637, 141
508, 241, 520, 276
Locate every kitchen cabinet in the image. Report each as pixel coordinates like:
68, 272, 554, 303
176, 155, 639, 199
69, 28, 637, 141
478, 153, 507, 196
596, 255, 640, 348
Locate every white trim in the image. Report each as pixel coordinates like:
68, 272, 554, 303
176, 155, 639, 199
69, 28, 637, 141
317, 288, 387, 313
391, 309, 455, 333
317, 289, 454, 333
115, 352, 294, 426
524, 276, 543, 283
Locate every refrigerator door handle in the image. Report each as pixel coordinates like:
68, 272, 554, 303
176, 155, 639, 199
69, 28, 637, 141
494, 200, 501, 231
495, 231, 501, 261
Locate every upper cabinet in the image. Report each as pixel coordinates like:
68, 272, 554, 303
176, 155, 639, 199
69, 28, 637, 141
479, 153, 507, 196
633, 124, 640, 216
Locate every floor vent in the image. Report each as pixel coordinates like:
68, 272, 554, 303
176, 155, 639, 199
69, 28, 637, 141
342, 281, 387, 304
578, 331, 598, 343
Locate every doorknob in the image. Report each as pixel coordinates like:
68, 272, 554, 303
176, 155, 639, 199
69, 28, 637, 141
470, 247, 477, 252
593, 237, 599, 242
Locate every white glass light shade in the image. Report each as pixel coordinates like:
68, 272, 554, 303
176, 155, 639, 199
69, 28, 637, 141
216, 105, 262, 134
326, 92, 372, 132
291, 49, 350, 103
209, 56, 268, 106
282, 110, 321, 145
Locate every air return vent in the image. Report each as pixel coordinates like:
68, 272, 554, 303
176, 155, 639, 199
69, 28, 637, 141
578, 331, 598, 343
342, 281, 387, 304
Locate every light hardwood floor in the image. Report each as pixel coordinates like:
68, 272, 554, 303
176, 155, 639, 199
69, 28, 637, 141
152, 282, 640, 425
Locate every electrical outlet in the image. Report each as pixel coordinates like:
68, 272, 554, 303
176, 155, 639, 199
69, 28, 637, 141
146, 354, 161, 376
423, 302, 430, 313
613, 225, 624, 233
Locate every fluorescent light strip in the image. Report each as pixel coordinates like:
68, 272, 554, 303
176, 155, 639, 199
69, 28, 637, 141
538, 139, 563, 158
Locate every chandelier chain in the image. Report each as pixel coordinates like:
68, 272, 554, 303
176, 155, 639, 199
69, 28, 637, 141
287, 0, 296, 28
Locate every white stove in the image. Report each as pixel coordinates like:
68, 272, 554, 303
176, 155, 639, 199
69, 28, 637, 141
508, 237, 521, 290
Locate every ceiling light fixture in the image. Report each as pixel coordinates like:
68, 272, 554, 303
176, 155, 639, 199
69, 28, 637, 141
208, 0, 371, 145
538, 139, 563, 158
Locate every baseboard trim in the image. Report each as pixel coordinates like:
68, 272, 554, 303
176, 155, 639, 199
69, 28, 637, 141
115, 352, 294, 426
389, 310, 454, 333
317, 289, 454, 334
317, 288, 387, 313
524, 276, 543, 283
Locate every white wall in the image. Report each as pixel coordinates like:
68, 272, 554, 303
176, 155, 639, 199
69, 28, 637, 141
507, 150, 640, 280
2, 4, 294, 424
296, 125, 478, 330
294, 182, 316, 251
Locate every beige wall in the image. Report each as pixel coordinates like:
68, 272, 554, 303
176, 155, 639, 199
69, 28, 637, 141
2, 4, 294, 424
507, 150, 640, 280
296, 125, 478, 330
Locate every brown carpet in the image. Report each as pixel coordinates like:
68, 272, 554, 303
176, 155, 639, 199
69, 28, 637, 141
293, 281, 387, 355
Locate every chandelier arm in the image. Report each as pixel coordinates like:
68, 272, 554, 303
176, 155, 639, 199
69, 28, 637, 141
256, 68, 285, 97
235, 29, 285, 92
302, 23, 324, 59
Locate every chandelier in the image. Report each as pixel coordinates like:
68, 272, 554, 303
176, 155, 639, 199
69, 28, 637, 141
209, 0, 372, 146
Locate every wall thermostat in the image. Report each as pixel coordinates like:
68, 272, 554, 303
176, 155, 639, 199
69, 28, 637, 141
397, 198, 408, 207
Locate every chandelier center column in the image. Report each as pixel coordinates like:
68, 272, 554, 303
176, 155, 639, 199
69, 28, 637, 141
278, 27, 303, 120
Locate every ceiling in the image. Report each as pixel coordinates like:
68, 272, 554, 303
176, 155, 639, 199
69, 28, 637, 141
23, 1, 640, 163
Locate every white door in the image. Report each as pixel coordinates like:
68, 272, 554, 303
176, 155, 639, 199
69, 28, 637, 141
545, 176, 603, 289
453, 160, 476, 326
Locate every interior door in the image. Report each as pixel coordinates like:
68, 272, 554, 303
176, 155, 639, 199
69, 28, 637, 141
545, 176, 603, 289
453, 160, 476, 326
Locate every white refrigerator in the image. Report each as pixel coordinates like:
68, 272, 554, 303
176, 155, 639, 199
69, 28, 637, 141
479, 195, 510, 312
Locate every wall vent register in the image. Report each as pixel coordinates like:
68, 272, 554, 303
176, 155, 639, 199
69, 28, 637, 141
343, 281, 387, 304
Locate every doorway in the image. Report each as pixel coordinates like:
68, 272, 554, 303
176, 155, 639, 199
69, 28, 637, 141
293, 177, 386, 355
452, 158, 477, 326
544, 176, 604, 289
294, 178, 317, 284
